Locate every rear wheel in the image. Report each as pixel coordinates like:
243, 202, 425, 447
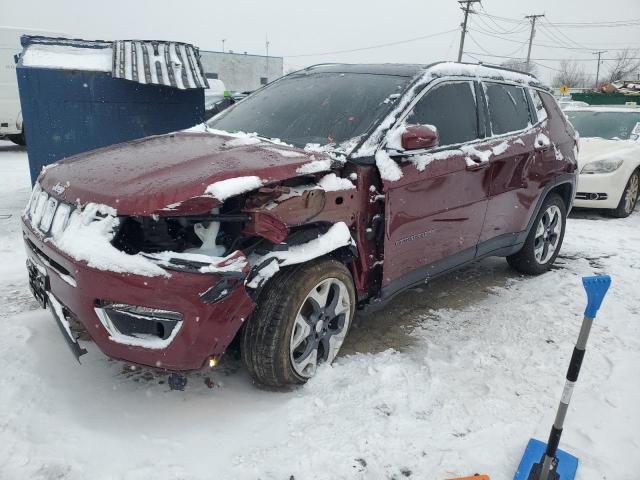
607, 170, 638, 218
507, 193, 566, 275
241, 258, 355, 387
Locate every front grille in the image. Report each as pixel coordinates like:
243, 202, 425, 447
26, 183, 75, 238
576, 192, 608, 201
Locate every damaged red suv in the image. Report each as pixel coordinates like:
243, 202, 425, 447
23, 62, 577, 387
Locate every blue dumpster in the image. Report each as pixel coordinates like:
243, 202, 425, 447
16, 36, 207, 184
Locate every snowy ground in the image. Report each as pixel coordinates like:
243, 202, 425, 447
0, 140, 638, 480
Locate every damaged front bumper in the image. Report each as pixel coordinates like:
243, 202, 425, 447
23, 222, 256, 371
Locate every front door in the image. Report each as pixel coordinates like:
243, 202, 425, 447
381, 80, 491, 297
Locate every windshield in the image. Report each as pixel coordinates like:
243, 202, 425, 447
207, 72, 411, 148
565, 110, 640, 140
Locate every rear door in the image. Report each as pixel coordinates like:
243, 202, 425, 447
381, 80, 490, 294
478, 82, 542, 252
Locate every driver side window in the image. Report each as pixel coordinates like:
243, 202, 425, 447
406, 81, 479, 147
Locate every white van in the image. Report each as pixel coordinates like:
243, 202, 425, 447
0, 26, 65, 145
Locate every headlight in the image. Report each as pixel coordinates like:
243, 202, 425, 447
27, 183, 42, 217
581, 158, 624, 174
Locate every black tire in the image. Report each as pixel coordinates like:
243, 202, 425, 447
507, 193, 567, 275
241, 258, 356, 388
8, 132, 26, 146
606, 170, 639, 218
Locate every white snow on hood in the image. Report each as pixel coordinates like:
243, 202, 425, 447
205, 176, 264, 201
577, 137, 640, 169
51, 203, 168, 277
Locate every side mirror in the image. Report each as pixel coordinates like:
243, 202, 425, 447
401, 124, 439, 151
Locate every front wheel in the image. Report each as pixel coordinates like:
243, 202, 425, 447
507, 193, 567, 275
607, 170, 638, 218
241, 258, 355, 387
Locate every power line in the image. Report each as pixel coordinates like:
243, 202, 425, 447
468, 27, 637, 52
464, 51, 639, 62
467, 31, 528, 58
476, 5, 528, 35
282, 28, 458, 58
476, 11, 640, 28
540, 19, 592, 51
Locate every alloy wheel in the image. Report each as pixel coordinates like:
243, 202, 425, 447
534, 205, 562, 264
289, 277, 351, 378
624, 173, 639, 214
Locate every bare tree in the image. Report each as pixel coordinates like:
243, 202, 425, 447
500, 59, 539, 77
606, 48, 640, 83
552, 60, 589, 87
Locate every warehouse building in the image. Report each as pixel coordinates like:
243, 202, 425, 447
200, 50, 283, 93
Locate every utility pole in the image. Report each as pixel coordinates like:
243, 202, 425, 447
221, 39, 226, 52
265, 36, 270, 82
525, 14, 545, 71
457, 0, 481, 62
593, 51, 606, 88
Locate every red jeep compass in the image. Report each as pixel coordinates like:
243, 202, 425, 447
22, 62, 577, 387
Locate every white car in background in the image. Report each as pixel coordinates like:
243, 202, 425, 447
565, 106, 640, 217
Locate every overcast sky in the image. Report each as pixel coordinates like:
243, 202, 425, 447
2, 0, 639, 83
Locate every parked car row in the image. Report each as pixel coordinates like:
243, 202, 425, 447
19, 62, 636, 389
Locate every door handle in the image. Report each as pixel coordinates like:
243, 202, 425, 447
466, 160, 490, 171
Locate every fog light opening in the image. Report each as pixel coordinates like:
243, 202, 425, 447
208, 355, 220, 368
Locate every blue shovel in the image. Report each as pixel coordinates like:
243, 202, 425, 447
514, 275, 611, 480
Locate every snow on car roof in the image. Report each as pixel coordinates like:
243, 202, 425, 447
304, 61, 541, 85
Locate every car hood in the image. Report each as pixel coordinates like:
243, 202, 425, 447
578, 137, 640, 169
39, 130, 330, 215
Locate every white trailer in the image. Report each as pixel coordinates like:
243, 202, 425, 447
0, 26, 65, 145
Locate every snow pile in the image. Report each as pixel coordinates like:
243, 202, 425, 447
252, 222, 354, 268
205, 176, 264, 201
461, 144, 493, 166
246, 259, 280, 289
492, 141, 509, 156
192, 220, 226, 257
535, 133, 551, 148
317, 173, 355, 192
553, 144, 565, 162
146, 250, 247, 274
407, 149, 461, 171
385, 124, 408, 151
375, 150, 403, 182
226, 136, 262, 148
296, 157, 332, 175
52, 203, 168, 277
428, 62, 537, 84
21, 44, 113, 72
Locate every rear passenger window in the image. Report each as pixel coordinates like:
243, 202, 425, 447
406, 81, 478, 146
484, 83, 530, 135
530, 89, 548, 122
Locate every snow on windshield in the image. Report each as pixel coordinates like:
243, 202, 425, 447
565, 110, 640, 140
207, 72, 411, 149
